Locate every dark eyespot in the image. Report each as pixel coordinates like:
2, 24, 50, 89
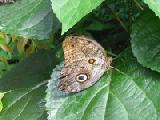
76, 74, 88, 82
88, 59, 96, 64
71, 44, 74, 47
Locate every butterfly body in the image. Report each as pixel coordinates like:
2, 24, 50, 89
58, 35, 112, 93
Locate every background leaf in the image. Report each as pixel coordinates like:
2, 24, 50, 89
51, 0, 104, 34
0, 49, 61, 120
46, 49, 160, 120
106, 49, 160, 120
0, 50, 58, 91
0, 38, 7, 45
118, 49, 160, 119
131, 10, 160, 72
143, 0, 160, 18
0, 0, 60, 40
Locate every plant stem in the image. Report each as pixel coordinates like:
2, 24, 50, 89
107, 5, 128, 33
133, 0, 144, 10
128, 0, 133, 36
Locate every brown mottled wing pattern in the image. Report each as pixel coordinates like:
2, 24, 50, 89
58, 35, 112, 93
62, 36, 87, 66
63, 36, 106, 66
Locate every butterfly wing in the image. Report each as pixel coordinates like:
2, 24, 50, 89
58, 35, 111, 93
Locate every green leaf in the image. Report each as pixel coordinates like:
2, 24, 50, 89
106, 49, 160, 120
143, 0, 160, 18
0, 84, 47, 120
51, 0, 104, 34
0, 0, 60, 40
0, 49, 61, 120
46, 49, 160, 120
0, 93, 4, 112
0, 38, 6, 45
113, 49, 160, 119
131, 10, 160, 72
0, 49, 60, 91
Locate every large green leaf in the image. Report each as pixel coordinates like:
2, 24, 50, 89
131, 10, 160, 72
0, 84, 47, 120
107, 49, 160, 119
0, 0, 60, 40
143, 0, 160, 18
51, 0, 104, 34
46, 49, 160, 120
0, 49, 61, 120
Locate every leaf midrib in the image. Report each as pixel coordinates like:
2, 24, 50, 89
3, 81, 47, 113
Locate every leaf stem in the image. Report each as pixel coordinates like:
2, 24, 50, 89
133, 0, 144, 10
107, 5, 128, 32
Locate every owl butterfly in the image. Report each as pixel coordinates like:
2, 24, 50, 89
0, 0, 15, 4
58, 35, 112, 93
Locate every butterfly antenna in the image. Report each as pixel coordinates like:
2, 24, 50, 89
106, 51, 120, 60
109, 66, 126, 76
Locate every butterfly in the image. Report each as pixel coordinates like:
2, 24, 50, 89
58, 35, 112, 93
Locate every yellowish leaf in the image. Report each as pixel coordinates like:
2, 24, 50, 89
17, 38, 28, 54
0, 44, 12, 52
